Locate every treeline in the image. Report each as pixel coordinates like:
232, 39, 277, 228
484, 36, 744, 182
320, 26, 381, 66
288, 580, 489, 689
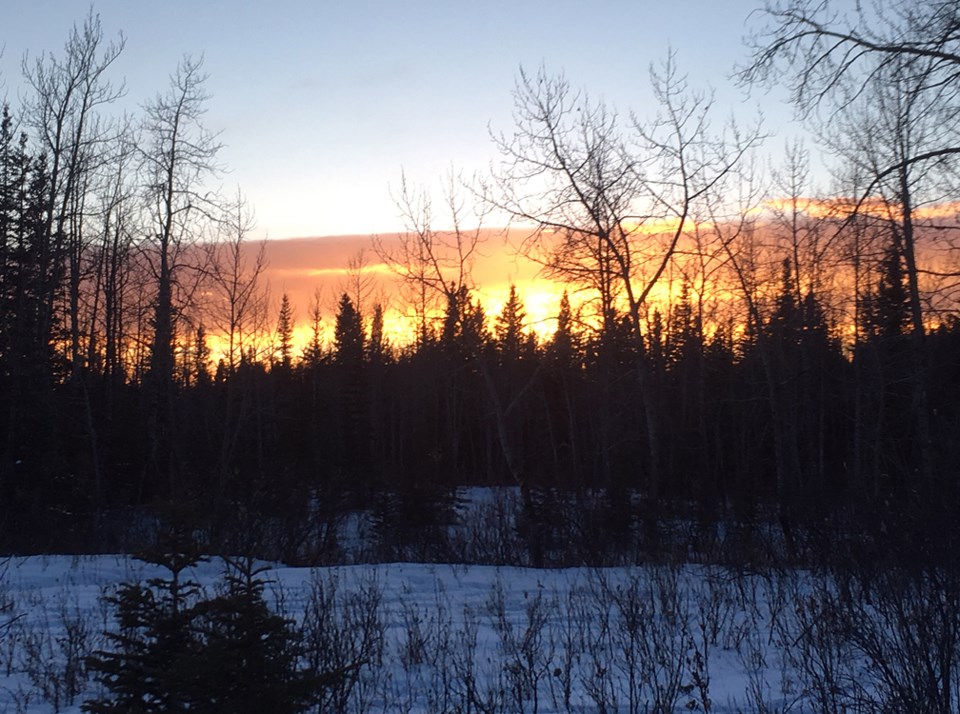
1, 5, 960, 563
2, 230, 958, 560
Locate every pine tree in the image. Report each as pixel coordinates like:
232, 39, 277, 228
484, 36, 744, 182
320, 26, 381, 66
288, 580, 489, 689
302, 292, 324, 368
367, 302, 386, 364
333, 292, 368, 480
769, 258, 799, 345
667, 279, 702, 368
276, 293, 295, 369
84, 529, 209, 713
85, 534, 320, 713
870, 242, 911, 339
0, 106, 15, 352
334, 293, 364, 366
546, 290, 580, 370
495, 284, 527, 360
192, 325, 212, 386
0, 105, 20, 379
190, 557, 319, 713
441, 285, 487, 362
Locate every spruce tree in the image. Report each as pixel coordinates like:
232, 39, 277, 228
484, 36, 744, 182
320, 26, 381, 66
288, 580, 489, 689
333, 293, 368, 480
84, 529, 208, 713
333, 293, 364, 366
495, 284, 527, 360
192, 325, 212, 386
189, 556, 319, 713
85, 535, 320, 713
871, 242, 911, 340
367, 302, 387, 364
302, 293, 324, 367
276, 293, 295, 369
549, 290, 576, 367
441, 285, 487, 362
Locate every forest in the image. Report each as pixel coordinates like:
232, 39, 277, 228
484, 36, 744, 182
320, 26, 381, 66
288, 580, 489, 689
0, 1, 958, 572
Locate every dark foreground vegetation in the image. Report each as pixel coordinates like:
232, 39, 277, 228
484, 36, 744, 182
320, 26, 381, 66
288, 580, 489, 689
3, 536, 960, 712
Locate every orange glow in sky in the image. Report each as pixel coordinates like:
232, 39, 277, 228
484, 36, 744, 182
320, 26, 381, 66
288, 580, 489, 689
251, 225, 708, 356
252, 230, 566, 354
245, 219, 772, 357
200, 199, 960, 362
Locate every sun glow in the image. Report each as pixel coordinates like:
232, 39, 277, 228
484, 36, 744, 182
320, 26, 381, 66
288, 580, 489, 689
193, 199, 960, 365
214, 223, 740, 362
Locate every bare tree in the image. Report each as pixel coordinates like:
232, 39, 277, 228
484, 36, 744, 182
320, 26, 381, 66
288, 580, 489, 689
489, 58, 763, 508
21, 10, 125, 377
340, 248, 374, 321
206, 192, 268, 375
201, 192, 270, 506
88, 124, 140, 387
742, 0, 960, 312
374, 170, 487, 345
302, 287, 325, 366
139, 54, 223, 496
742, 0, 960, 125
715, 179, 806, 536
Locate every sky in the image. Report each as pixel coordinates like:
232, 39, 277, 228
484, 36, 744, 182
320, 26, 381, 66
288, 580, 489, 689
0, 1, 821, 342
0, 0, 804, 241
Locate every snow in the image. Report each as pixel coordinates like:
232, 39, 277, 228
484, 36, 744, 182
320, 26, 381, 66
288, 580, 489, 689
0, 555, 871, 712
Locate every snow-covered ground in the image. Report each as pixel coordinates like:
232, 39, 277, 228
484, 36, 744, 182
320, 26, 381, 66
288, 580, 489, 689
0, 554, 950, 712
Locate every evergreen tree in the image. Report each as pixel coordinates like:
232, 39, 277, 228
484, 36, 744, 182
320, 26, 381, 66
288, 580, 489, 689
190, 557, 319, 713
440, 285, 462, 351
333, 293, 364, 366
0, 106, 16, 352
870, 241, 911, 339
192, 325, 212, 387
667, 279, 702, 368
302, 293, 324, 367
84, 529, 209, 713
367, 302, 387, 364
441, 285, 487, 362
276, 293, 295, 369
549, 290, 576, 367
495, 284, 527, 360
769, 258, 800, 345
86, 534, 320, 713
333, 292, 368, 479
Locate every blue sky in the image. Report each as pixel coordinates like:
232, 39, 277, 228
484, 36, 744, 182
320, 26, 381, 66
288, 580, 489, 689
2, 1, 803, 240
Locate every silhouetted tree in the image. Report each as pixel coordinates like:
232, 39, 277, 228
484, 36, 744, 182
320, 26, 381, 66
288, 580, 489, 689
21, 10, 125, 380
84, 528, 209, 712
190, 557, 320, 713
334, 293, 364, 366
367, 302, 387, 365
86, 538, 319, 713
744, 0, 960, 488
491, 60, 763, 522
140, 56, 223, 498
495, 284, 529, 362
301, 290, 324, 368
333, 293, 367, 481
275, 293, 294, 369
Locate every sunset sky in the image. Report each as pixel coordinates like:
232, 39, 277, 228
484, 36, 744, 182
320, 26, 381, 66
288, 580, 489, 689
2, 0, 831, 341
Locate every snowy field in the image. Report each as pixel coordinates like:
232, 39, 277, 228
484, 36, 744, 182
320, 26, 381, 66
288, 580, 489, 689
0, 554, 954, 712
